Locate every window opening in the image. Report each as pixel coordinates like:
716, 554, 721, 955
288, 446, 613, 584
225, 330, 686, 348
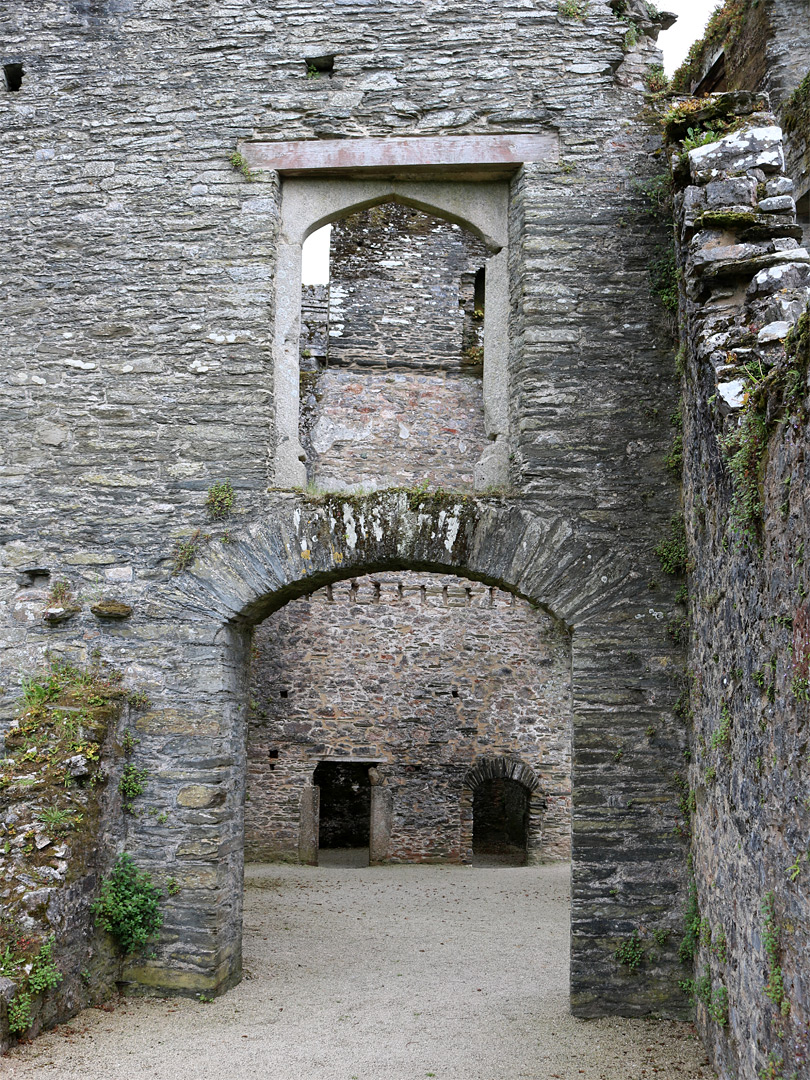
304, 54, 335, 79
3, 63, 23, 91
299, 202, 489, 492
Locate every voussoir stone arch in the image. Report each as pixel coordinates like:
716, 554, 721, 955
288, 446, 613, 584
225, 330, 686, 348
136, 490, 684, 1017
461, 756, 545, 866
463, 756, 541, 795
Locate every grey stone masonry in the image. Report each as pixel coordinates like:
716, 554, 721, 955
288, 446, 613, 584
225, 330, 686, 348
671, 95, 810, 1080
246, 572, 572, 865
1, 0, 687, 1038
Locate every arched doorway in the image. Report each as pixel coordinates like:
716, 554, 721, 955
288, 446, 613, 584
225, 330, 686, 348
152, 491, 687, 1017
473, 779, 529, 865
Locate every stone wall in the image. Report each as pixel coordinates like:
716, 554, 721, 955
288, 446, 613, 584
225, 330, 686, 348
0, 0, 689, 1031
245, 572, 572, 864
671, 96, 810, 1080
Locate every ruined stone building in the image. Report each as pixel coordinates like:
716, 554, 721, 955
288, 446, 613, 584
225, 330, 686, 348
1, 2, 809, 1078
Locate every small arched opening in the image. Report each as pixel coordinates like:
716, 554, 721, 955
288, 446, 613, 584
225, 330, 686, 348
462, 757, 545, 866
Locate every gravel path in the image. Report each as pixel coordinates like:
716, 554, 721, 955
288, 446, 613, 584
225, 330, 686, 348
4, 862, 715, 1080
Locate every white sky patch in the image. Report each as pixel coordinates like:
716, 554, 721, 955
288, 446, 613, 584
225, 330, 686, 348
302, 224, 331, 285
658, 0, 716, 76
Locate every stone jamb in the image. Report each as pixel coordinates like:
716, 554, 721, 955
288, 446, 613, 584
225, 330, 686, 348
270, 176, 511, 490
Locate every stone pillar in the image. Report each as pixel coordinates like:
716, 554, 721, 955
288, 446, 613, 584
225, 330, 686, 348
526, 791, 546, 866
298, 783, 319, 865
368, 767, 392, 864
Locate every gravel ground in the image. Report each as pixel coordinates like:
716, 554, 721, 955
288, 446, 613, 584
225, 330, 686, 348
4, 861, 715, 1080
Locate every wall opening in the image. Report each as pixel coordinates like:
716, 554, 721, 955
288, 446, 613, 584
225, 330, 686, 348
472, 778, 529, 866
3, 63, 23, 91
313, 760, 371, 866
298, 202, 489, 492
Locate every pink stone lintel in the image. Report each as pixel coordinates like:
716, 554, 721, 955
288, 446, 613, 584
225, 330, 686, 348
240, 133, 559, 176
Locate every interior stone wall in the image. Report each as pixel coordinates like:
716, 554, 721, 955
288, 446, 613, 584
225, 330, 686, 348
245, 572, 572, 864
300, 204, 488, 491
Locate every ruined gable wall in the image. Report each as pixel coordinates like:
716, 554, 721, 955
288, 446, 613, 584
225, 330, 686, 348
245, 573, 572, 864
0, 0, 689, 1027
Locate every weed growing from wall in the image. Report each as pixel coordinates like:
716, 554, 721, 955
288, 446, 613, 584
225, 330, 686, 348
614, 930, 645, 971
91, 854, 163, 954
670, 0, 754, 93
205, 480, 236, 520
228, 151, 256, 182
0, 932, 63, 1034
678, 879, 701, 964
119, 764, 149, 814
761, 892, 790, 1017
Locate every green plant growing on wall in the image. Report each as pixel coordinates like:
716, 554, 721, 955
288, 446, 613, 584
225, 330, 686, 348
670, 0, 754, 93
681, 969, 729, 1025
710, 701, 732, 749
205, 480, 236, 521
228, 151, 256, 181
557, 0, 588, 17
171, 529, 205, 574
762, 892, 790, 1016
721, 406, 768, 543
119, 764, 149, 813
1, 934, 63, 1033
783, 70, 810, 138
47, 580, 74, 607
650, 245, 679, 314
644, 64, 668, 94
614, 930, 644, 970
91, 854, 163, 954
679, 879, 701, 964
655, 516, 688, 575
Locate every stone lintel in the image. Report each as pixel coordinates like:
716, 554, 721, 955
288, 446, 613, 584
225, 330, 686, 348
241, 133, 559, 178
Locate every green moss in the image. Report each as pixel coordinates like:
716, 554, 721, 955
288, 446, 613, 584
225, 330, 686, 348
655, 515, 688, 575
699, 209, 758, 229
783, 70, 810, 138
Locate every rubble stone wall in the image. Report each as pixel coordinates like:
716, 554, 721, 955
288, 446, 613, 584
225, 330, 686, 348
0, 0, 688, 1033
245, 572, 572, 864
671, 96, 810, 1080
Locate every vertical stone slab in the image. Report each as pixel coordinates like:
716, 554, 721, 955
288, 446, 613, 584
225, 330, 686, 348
369, 776, 393, 865
298, 783, 319, 866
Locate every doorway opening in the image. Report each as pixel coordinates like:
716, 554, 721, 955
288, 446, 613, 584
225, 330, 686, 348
472, 777, 529, 866
314, 760, 372, 867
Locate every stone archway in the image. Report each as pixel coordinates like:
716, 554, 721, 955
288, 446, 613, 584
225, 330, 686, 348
462, 757, 546, 865
132, 489, 687, 1019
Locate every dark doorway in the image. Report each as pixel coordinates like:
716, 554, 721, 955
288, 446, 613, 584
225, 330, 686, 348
314, 761, 371, 866
472, 778, 529, 866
